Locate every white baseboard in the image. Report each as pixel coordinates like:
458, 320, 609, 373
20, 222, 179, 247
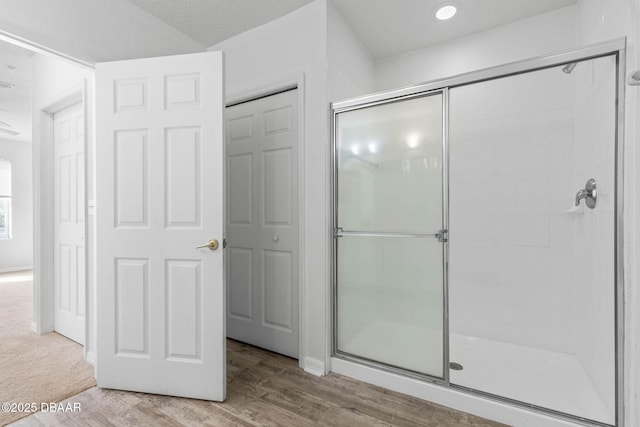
303, 356, 326, 377
0, 265, 33, 273
85, 350, 96, 366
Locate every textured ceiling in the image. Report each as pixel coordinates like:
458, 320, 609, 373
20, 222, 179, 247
125, 0, 314, 47
333, 0, 578, 59
0, 40, 33, 143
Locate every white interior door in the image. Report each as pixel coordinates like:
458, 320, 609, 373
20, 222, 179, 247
53, 102, 85, 345
96, 52, 226, 400
226, 89, 299, 358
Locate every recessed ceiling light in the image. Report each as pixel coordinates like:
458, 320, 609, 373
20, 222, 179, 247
435, 4, 457, 21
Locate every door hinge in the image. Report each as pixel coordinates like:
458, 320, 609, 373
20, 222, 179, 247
223, 238, 227, 249
436, 229, 448, 243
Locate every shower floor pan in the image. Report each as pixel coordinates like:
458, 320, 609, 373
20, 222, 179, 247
450, 333, 613, 425
339, 323, 613, 424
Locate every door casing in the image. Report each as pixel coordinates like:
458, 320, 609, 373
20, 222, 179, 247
33, 82, 89, 352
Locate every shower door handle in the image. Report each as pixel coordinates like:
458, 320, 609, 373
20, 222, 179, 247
333, 229, 448, 241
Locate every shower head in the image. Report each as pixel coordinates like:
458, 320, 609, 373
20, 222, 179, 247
562, 62, 577, 74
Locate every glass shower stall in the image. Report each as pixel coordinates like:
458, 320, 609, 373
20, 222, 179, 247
331, 40, 624, 426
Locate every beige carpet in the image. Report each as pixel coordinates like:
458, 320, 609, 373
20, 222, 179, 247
0, 271, 96, 426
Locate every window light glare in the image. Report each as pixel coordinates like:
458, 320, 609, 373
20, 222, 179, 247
367, 142, 379, 154
435, 5, 457, 20
350, 145, 361, 155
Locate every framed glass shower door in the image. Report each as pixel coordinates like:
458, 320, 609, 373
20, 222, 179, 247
333, 92, 446, 379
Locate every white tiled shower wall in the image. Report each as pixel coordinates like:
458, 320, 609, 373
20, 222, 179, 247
448, 66, 582, 355
448, 53, 617, 413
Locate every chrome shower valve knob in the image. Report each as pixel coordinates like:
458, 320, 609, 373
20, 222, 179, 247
575, 179, 597, 209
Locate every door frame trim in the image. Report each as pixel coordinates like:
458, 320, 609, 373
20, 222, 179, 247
33, 82, 88, 352
225, 73, 307, 368
0, 29, 94, 70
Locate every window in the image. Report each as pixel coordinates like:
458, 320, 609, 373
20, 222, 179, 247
0, 159, 11, 239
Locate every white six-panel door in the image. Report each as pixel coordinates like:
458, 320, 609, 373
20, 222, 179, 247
96, 52, 226, 400
226, 89, 299, 358
53, 102, 85, 344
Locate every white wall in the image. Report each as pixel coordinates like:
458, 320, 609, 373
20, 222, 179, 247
31, 53, 96, 362
374, 5, 578, 91
0, 139, 32, 271
209, 0, 331, 374
0, 0, 204, 64
327, 0, 375, 101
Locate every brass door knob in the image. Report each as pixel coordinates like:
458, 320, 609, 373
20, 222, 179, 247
196, 239, 219, 250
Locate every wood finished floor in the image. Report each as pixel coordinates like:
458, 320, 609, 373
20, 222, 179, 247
12, 340, 507, 427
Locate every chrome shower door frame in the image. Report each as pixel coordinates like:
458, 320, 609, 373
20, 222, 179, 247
331, 88, 449, 383
330, 37, 626, 427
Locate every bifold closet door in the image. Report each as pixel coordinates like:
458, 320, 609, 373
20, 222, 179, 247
334, 93, 445, 378
226, 89, 299, 358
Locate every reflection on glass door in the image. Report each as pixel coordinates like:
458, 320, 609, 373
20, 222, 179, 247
334, 93, 445, 378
